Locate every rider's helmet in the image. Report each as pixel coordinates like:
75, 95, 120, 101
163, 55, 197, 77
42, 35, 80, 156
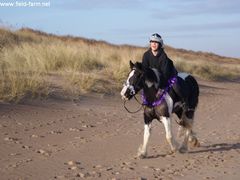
149, 33, 164, 47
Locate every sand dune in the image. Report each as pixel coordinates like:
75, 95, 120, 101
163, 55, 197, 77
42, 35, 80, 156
0, 79, 240, 179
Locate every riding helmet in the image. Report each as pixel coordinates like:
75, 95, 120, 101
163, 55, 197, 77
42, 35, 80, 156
149, 33, 164, 47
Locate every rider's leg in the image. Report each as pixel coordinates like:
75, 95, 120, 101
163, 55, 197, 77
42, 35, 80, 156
172, 79, 189, 110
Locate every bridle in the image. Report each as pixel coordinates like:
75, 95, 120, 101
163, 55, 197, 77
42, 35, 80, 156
123, 71, 144, 113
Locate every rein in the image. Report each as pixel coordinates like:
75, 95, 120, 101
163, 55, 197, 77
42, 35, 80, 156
123, 95, 143, 113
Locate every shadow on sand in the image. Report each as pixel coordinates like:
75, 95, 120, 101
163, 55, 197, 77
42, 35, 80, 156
189, 142, 240, 154
143, 142, 240, 159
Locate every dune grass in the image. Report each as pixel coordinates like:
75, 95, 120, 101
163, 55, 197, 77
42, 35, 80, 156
173, 57, 240, 81
0, 28, 239, 102
0, 28, 144, 101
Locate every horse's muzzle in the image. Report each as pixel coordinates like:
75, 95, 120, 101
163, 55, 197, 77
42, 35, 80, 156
120, 85, 135, 100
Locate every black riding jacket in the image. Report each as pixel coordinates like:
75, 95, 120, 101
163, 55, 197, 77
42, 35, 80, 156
142, 48, 178, 88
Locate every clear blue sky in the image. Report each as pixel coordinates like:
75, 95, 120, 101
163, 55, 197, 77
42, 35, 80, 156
1, 0, 240, 58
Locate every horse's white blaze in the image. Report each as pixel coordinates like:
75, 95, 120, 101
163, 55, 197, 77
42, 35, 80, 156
127, 70, 135, 84
120, 85, 128, 98
165, 93, 173, 115
120, 69, 135, 99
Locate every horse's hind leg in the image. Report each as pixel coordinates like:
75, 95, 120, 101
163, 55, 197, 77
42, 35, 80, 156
185, 110, 200, 148
137, 123, 152, 158
179, 125, 191, 153
179, 110, 199, 153
161, 117, 178, 153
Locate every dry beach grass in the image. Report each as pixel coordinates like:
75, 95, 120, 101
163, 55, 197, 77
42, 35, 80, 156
0, 27, 240, 102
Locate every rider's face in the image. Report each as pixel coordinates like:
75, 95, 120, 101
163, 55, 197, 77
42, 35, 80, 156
150, 41, 160, 51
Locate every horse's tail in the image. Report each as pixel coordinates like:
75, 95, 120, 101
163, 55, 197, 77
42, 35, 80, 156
185, 75, 199, 110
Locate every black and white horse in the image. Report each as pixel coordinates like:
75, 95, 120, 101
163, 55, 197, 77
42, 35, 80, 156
121, 61, 200, 158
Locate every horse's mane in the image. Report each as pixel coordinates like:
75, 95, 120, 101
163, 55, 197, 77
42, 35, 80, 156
134, 62, 142, 70
133, 62, 158, 83
132, 62, 160, 90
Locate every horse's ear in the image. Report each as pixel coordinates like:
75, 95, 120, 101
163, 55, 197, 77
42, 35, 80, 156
129, 60, 134, 69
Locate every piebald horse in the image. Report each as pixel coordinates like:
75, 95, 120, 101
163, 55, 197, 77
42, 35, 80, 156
121, 61, 200, 158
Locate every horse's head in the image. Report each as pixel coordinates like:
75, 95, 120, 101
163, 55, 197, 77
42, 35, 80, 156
120, 61, 144, 100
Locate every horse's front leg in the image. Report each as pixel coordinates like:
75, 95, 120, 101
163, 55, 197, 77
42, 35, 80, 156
138, 113, 152, 158
138, 122, 152, 159
161, 116, 178, 153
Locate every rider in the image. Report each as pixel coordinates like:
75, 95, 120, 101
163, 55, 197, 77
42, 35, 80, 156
142, 33, 188, 109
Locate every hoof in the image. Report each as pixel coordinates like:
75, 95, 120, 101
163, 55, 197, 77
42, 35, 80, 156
188, 136, 200, 148
171, 148, 178, 154
137, 145, 147, 159
179, 146, 188, 153
170, 143, 179, 154
137, 151, 147, 159
167, 150, 175, 155
167, 147, 178, 155
138, 154, 147, 159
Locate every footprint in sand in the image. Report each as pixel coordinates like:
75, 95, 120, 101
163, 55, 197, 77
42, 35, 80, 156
64, 160, 84, 172
22, 145, 32, 150
36, 149, 51, 156
68, 127, 83, 132
4, 137, 21, 144
48, 130, 63, 135
7, 158, 33, 169
30, 134, 38, 138
82, 124, 95, 128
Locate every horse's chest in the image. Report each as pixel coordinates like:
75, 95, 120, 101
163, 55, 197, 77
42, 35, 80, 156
144, 103, 169, 120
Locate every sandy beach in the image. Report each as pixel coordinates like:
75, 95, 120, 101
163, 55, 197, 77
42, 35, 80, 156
0, 79, 240, 180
